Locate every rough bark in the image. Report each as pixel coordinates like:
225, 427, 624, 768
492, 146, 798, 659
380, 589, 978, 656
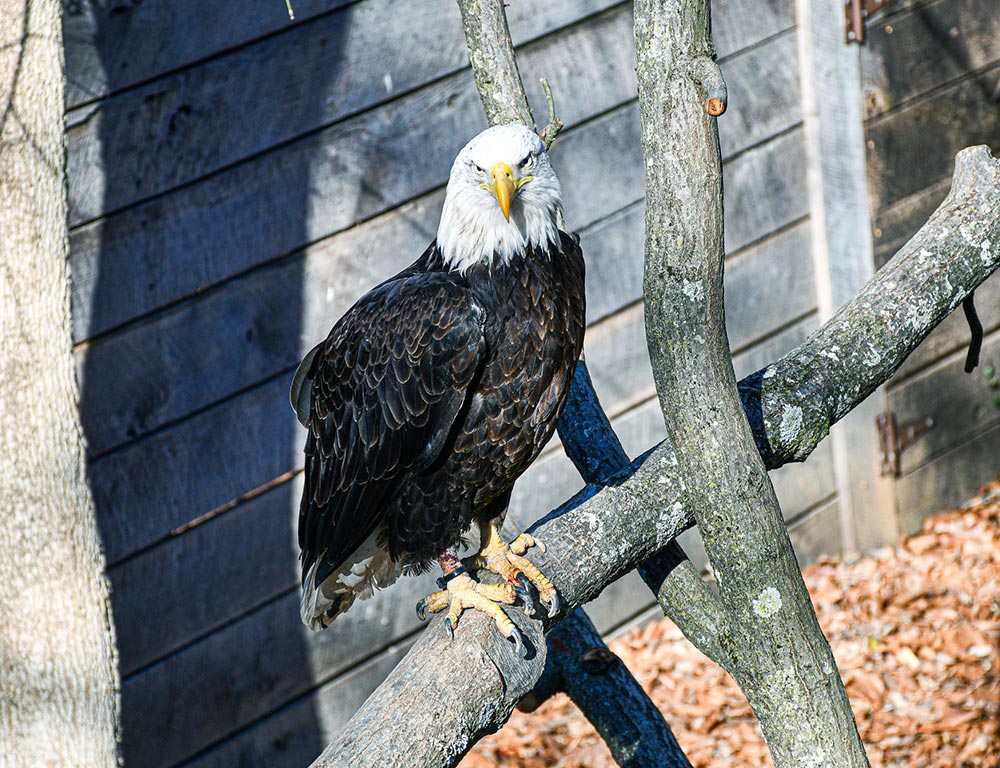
454, 3, 694, 763
312, 0, 1000, 762
634, 1, 870, 764
313, 141, 1000, 766
0, 0, 121, 765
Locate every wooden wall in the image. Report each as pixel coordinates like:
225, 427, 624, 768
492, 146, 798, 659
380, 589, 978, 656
64, 0, 836, 765
861, 0, 1000, 532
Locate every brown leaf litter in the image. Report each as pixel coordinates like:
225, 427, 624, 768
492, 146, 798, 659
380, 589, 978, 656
464, 480, 1000, 767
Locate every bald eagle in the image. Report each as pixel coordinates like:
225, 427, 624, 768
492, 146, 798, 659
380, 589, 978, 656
291, 124, 585, 648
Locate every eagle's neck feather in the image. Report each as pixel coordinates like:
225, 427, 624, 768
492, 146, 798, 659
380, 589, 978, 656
436, 185, 561, 272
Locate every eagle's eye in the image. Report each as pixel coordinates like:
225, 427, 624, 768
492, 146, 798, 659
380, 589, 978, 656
521, 153, 534, 168
472, 162, 485, 174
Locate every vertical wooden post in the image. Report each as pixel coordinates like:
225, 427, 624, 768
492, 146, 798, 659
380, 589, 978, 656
795, 0, 897, 553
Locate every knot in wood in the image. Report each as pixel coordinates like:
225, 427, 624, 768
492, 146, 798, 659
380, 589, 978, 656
580, 647, 618, 674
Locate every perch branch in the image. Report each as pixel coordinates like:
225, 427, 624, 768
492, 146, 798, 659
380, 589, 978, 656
313, 147, 1000, 767
740, 146, 1000, 470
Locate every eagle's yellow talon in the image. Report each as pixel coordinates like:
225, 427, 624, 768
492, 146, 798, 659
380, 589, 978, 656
472, 524, 559, 616
416, 571, 517, 640
509, 533, 544, 555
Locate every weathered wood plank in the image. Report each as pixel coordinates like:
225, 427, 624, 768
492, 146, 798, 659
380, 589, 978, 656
77, 122, 808, 459
861, 0, 1000, 120
578, 201, 645, 324
90, 373, 303, 565
895, 420, 1000, 534
872, 178, 949, 268
68, 7, 801, 343
890, 329, 1000, 475
717, 29, 801, 154
64, 0, 618, 224
787, 499, 841, 566
65, 0, 795, 227
64, 0, 351, 109
865, 63, 1000, 212
110, 478, 302, 677
724, 128, 808, 253
122, 580, 433, 767
180, 642, 415, 768
68, 6, 639, 342
725, 220, 814, 350
711, 0, 792, 56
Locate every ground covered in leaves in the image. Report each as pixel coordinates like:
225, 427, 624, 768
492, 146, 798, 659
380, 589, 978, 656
465, 482, 1000, 767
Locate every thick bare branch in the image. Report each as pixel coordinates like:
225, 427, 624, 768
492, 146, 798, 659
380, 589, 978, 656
532, 610, 693, 768
741, 146, 1000, 470
314, 144, 1000, 766
634, 0, 870, 763
455, 0, 533, 127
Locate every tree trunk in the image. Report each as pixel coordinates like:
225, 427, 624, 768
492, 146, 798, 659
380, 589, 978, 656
634, 1, 870, 764
0, 1, 121, 765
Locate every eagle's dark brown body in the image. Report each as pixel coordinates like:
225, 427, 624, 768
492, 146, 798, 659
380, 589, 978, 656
292, 232, 585, 623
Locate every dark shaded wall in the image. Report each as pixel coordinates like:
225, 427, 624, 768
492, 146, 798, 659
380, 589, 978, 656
63, 0, 833, 764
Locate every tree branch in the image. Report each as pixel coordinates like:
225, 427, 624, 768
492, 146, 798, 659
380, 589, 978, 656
740, 145, 1000, 471
455, 0, 533, 127
634, 1, 870, 763
313, 144, 1000, 765
525, 609, 693, 768
310, 0, 1000, 759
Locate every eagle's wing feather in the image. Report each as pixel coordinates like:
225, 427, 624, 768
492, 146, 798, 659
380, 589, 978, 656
296, 272, 485, 586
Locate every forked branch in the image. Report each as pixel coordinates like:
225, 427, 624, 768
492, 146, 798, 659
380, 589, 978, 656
312, 142, 1000, 768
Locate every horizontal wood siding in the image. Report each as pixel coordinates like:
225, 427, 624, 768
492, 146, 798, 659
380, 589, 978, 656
63, 0, 826, 764
862, 0, 1000, 532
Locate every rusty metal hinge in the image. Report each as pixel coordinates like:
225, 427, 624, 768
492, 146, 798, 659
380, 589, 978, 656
875, 412, 934, 477
846, 0, 901, 44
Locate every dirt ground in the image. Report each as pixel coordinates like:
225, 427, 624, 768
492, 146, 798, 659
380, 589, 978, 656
464, 480, 1000, 767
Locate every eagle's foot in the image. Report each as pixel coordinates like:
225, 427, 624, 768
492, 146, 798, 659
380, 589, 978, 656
415, 572, 524, 651
466, 525, 559, 618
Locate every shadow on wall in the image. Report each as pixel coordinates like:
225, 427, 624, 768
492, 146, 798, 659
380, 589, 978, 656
64, 2, 363, 765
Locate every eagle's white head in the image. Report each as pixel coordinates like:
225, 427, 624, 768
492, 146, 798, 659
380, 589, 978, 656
437, 124, 562, 272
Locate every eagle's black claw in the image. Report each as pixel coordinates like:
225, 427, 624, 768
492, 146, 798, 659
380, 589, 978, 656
546, 591, 560, 618
444, 617, 455, 641
515, 574, 537, 616
416, 598, 428, 622
507, 625, 526, 656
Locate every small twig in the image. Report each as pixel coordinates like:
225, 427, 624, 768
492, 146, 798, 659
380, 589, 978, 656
689, 56, 727, 116
538, 77, 564, 149
963, 291, 983, 373
285, 0, 295, 20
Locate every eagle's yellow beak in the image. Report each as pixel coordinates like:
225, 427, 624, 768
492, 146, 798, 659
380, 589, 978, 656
482, 162, 532, 222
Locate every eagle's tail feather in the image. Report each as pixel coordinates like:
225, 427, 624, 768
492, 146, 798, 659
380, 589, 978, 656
300, 532, 400, 630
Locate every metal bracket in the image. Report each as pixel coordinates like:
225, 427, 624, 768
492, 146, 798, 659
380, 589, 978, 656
876, 411, 934, 477
846, 0, 900, 44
